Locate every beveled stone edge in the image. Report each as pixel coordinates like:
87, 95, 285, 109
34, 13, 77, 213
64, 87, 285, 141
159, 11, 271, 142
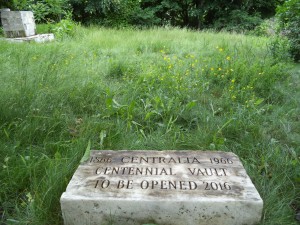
81, 149, 239, 164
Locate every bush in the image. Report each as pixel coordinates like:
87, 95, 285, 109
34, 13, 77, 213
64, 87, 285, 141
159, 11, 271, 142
51, 17, 78, 39
251, 18, 279, 37
213, 10, 263, 32
276, 0, 300, 62
12, 0, 70, 23
130, 7, 161, 27
70, 0, 141, 27
268, 36, 291, 61
30, 2, 51, 23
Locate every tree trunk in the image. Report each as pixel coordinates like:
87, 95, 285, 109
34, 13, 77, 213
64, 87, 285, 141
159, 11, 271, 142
195, 0, 205, 29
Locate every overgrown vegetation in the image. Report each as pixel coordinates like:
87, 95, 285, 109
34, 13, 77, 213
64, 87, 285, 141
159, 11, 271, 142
10, 0, 70, 23
3, 0, 299, 63
1, 0, 285, 30
276, 0, 300, 62
0, 27, 299, 224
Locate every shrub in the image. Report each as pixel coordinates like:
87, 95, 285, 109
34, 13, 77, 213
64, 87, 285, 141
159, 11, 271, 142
69, 0, 141, 27
268, 36, 291, 61
276, 0, 300, 61
12, 0, 70, 23
30, 2, 51, 23
251, 18, 279, 37
130, 7, 161, 27
51, 15, 78, 39
213, 10, 263, 32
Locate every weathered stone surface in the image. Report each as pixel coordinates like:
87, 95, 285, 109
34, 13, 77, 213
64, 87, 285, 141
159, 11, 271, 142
1, 11, 36, 37
1, 34, 55, 43
61, 150, 263, 225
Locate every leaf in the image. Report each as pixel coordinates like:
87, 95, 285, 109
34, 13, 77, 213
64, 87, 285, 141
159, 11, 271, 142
80, 139, 91, 163
3, 128, 9, 139
20, 155, 27, 166
139, 129, 147, 139
54, 151, 61, 160
186, 100, 197, 110
132, 121, 142, 126
113, 98, 124, 108
106, 98, 113, 109
145, 111, 155, 120
99, 130, 107, 147
254, 98, 264, 106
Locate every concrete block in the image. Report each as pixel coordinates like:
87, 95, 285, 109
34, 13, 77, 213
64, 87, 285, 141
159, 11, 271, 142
1, 11, 36, 37
61, 150, 263, 225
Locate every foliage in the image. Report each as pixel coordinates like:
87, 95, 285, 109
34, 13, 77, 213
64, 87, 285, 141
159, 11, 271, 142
103, 0, 141, 27
2, 0, 285, 30
251, 18, 279, 37
213, 10, 263, 32
0, 1, 14, 9
129, 7, 161, 27
30, 2, 51, 23
0, 27, 299, 224
69, 0, 141, 27
139, 0, 283, 29
66, 0, 284, 29
276, 0, 300, 61
11, 0, 28, 10
36, 23, 52, 34
268, 36, 291, 61
50, 14, 78, 39
11, 0, 71, 23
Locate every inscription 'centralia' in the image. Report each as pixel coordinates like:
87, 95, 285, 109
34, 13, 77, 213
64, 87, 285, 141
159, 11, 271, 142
89, 153, 232, 192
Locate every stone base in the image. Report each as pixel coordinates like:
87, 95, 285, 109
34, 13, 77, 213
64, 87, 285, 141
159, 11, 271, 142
1, 33, 54, 43
61, 196, 262, 225
61, 150, 263, 225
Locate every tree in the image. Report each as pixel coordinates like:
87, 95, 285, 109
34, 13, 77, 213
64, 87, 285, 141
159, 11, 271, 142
69, 0, 141, 26
140, 0, 283, 30
68, 0, 283, 29
0, 0, 14, 9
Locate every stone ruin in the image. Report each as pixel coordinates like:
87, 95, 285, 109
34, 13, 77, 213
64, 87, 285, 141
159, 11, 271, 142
1, 10, 36, 38
0, 9, 54, 43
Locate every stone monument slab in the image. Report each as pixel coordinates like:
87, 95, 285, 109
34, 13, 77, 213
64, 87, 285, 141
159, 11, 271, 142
61, 150, 263, 225
1, 11, 36, 38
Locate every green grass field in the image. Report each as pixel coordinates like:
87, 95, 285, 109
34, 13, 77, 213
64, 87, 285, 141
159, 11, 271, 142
0, 27, 299, 225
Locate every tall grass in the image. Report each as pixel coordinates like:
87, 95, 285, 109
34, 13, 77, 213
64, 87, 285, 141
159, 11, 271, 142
0, 27, 299, 224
